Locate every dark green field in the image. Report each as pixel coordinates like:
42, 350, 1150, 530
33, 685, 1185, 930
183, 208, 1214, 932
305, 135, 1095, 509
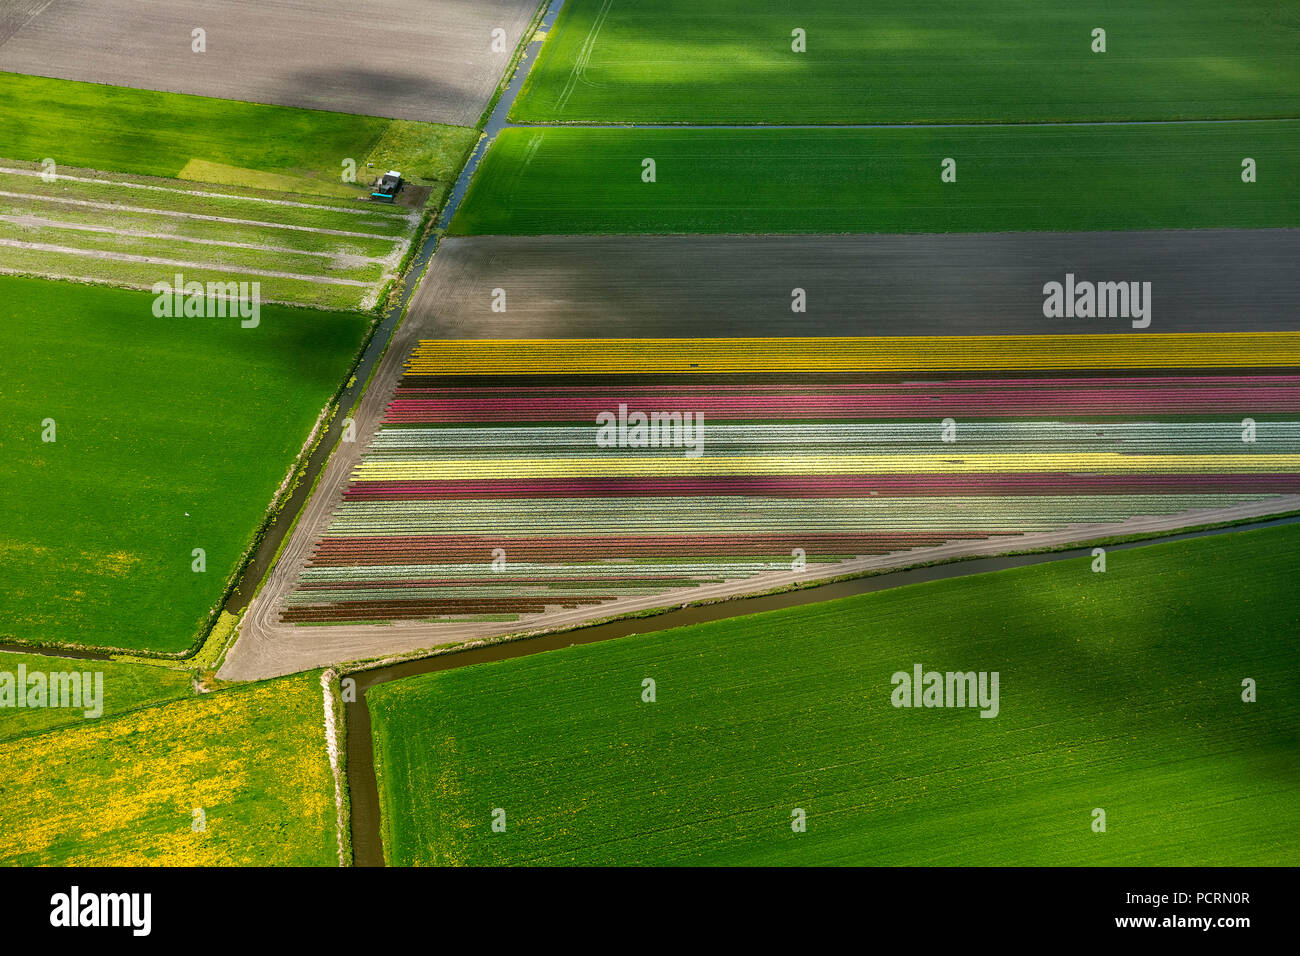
512, 0, 1300, 124
451, 122, 1300, 235
0, 277, 368, 653
369, 523, 1300, 865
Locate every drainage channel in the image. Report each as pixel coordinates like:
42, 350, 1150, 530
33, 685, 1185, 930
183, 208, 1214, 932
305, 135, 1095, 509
342, 511, 1300, 866
436, 0, 566, 230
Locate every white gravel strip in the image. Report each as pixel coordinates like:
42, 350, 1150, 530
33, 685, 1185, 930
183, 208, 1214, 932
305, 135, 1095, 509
320, 669, 349, 867
0, 213, 391, 260
0, 237, 372, 285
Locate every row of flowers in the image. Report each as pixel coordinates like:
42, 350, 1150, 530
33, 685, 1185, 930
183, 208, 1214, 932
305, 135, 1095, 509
281, 357, 1300, 625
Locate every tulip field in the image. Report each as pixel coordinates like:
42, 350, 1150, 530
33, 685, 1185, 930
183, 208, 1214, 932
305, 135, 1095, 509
281, 340, 1300, 626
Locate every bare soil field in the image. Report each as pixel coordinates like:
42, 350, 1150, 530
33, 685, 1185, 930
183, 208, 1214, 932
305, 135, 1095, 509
0, 0, 543, 125
414, 232, 1300, 338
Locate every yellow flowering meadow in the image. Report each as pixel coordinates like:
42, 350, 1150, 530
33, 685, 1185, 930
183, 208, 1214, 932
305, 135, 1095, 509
0, 673, 336, 866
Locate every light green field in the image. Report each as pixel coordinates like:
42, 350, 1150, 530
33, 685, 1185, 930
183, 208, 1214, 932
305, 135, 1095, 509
0, 277, 369, 654
451, 121, 1300, 235
0, 667, 337, 866
512, 0, 1300, 124
369, 522, 1300, 865
0, 72, 478, 200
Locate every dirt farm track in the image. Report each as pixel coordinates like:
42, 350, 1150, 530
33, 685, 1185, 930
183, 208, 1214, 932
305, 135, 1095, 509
0, 0, 543, 125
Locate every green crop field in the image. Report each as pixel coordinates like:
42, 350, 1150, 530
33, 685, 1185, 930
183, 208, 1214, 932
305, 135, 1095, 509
0, 277, 368, 654
0, 666, 338, 866
369, 522, 1300, 865
0, 72, 478, 200
512, 0, 1300, 124
451, 121, 1300, 235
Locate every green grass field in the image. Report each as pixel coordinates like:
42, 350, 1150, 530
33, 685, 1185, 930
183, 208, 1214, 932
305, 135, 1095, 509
0, 72, 477, 199
0, 277, 368, 653
0, 650, 194, 741
0, 666, 337, 866
369, 522, 1300, 865
512, 0, 1300, 124
451, 121, 1300, 235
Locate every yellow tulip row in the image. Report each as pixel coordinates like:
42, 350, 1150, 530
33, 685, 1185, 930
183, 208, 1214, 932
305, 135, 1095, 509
353, 452, 1300, 482
406, 334, 1300, 375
